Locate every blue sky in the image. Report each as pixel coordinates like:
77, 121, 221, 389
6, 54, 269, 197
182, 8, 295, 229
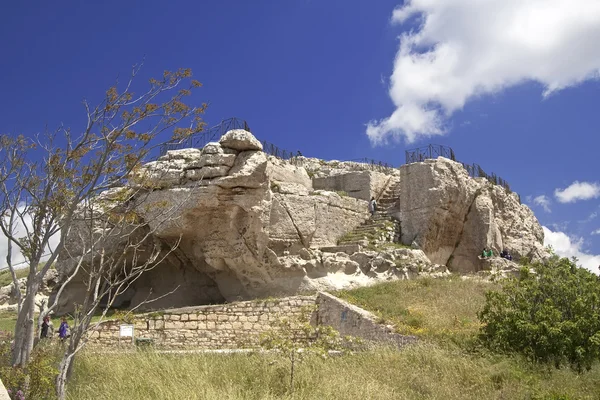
1, 0, 599, 270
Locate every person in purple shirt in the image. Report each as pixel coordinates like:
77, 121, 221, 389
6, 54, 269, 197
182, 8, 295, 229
58, 317, 70, 340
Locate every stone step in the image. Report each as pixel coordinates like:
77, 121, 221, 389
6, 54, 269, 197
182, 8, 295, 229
357, 222, 390, 228
319, 244, 361, 254
338, 240, 369, 246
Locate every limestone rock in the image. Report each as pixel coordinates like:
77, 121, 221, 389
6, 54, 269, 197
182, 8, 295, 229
202, 142, 238, 155
199, 153, 237, 168
268, 191, 367, 254
54, 137, 545, 313
480, 256, 523, 279
133, 161, 184, 189
186, 166, 231, 180
396, 158, 548, 273
214, 151, 268, 189
159, 148, 203, 162
219, 130, 263, 151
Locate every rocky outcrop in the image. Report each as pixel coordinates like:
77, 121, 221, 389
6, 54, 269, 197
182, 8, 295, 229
395, 158, 547, 273
0, 269, 58, 310
53, 131, 379, 313
313, 171, 393, 201
53, 131, 547, 313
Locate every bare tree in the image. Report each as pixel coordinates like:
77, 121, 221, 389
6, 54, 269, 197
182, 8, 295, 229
53, 172, 196, 400
0, 64, 206, 367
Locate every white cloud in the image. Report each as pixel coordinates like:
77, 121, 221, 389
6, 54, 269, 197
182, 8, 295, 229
581, 211, 598, 223
0, 210, 59, 272
543, 226, 600, 273
592, 229, 600, 235
533, 195, 552, 213
554, 181, 600, 203
367, 0, 600, 144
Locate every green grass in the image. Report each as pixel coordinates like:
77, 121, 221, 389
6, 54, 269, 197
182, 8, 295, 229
5, 277, 599, 399
67, 346, 600, 400
0, 309, 132, 336
0, 262, 54, 287
336, 277, 498, 344
0, 268, 29, 288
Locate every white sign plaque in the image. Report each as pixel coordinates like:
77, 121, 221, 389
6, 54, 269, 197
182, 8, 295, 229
119, 324, 134, 338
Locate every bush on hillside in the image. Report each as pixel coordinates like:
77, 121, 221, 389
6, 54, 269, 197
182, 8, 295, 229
479, 256, 600, 372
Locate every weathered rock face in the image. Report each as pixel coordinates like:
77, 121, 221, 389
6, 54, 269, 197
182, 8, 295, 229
0, 269, 58, 310
395, 158, 547, 273
53, 131, 546, 313
313, 171, 393, 201
54, 131, 377, 313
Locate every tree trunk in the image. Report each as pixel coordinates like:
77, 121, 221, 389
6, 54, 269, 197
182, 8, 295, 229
55, 351, 74, 400
11, 279, 39, 366
56, 316, 88, 400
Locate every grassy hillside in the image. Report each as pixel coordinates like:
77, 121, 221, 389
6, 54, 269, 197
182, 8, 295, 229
335, 276, 495, 345
66, 277, 600, 400
67, 346, 600, 400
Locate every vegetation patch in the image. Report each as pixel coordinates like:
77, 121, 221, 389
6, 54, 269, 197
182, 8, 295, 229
66, 344, 600, 400
336, 277, 496, 344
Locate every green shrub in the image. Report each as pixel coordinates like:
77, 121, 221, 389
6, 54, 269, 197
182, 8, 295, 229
479, 256, 600, 372
0, 335, 60, 400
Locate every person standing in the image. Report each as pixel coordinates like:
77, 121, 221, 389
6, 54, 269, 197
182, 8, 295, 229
58, 317, 70, 340
40, 316, 52, 339
369, 197, 377, 216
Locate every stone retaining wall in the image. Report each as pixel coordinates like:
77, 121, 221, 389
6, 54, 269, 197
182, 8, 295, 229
86, 292, 416, 350
315, 292, 416, 348
87, 296, 316, 349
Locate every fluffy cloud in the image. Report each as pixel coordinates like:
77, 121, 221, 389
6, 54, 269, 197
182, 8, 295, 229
367, 0, 600, 144
592, 229, 600, 235
554, 181, 600, 203
543, 226, 600, 273
533, 195, 552, 213
0, 211, 59, 272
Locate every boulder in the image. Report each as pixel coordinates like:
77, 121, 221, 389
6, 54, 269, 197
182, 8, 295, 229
396, 158, 548, 273
159, 148, 203, 162
202, 142, 238, 155
219, 130, 263, 151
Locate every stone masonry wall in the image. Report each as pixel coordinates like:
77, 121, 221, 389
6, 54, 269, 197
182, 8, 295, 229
86, 292, 418, 350
87, 295, 316, 349
315, 292, 416, 348
313, 171, 391, 201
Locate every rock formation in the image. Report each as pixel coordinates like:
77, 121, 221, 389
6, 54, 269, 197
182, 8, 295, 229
0, 269, 58, 311
51, 130, 547, 313
395, 158, 547, 273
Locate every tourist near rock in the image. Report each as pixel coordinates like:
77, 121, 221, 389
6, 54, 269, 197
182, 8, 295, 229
48, 129, 549, 314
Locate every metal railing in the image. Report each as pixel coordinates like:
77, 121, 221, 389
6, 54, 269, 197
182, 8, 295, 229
261, 141, 299, 160
159, 117, 250, 157
460, 163, 511, 192
346, 158, 396, 173
405, 144, 456, 164
405, 144, 513, 194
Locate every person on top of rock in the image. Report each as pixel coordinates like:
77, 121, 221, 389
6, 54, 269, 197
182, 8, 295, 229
369, 197, 377, 216
481, 247, 493, 258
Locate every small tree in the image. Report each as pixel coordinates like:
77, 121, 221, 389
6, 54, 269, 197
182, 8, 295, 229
479, 256, 600, 371
53, 175, 198, 400
258, 307, 356, 394
0, 63, 206, 367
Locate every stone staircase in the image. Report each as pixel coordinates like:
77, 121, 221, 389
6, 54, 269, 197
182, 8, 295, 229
326, 180, 401, 252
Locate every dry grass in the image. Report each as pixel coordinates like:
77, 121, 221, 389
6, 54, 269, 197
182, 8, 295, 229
67, 346, 600, 400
